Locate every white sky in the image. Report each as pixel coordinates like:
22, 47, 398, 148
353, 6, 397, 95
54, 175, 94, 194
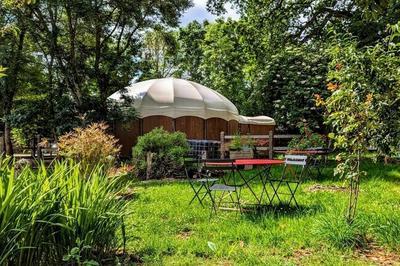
180, 0, 240, 25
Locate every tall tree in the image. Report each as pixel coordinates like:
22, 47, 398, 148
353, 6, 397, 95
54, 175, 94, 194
176, 21, 208, 81
207, 0, 400, 45
0, 1, 33, 155
140, 27, 180, 80
26, 0, 191, 120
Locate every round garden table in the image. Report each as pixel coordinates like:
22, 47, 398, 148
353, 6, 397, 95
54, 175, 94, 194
205, 159, 284, 207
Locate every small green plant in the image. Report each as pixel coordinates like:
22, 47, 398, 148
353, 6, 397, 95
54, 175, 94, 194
133, 127, 189, 179
63, 240, 99, 266
314, 214, 368, 249
229, 134, 243, 151
229, 134, 256, 151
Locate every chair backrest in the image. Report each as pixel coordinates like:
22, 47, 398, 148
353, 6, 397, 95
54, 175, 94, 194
285, 155, 307, 166
282, 155, 307, 181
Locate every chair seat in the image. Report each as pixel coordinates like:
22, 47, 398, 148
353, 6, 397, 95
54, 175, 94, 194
210, 184, 236, 192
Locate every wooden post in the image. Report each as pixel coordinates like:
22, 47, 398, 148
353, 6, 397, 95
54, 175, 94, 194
36, 135, 42, 160
268, 130, 273, 159
220, 131, 225, 159
146, 152, 154, 180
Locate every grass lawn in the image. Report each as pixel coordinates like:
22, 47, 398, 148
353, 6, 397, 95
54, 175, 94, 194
124, 161, 400, 265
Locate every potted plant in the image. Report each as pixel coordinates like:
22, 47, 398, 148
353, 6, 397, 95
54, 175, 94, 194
229, 134, 254, 165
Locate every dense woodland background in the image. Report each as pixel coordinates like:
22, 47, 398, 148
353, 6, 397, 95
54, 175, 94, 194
1, 0, 399, 156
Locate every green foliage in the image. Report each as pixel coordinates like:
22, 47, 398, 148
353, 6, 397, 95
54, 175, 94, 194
229, 134, 255, 151
140, 27, 180, 79
0, 66, 6, 78
178, 20, 329, 132
106, 97, 138, 124
229, 134, 243, 151
372, 213, 400, 250
8, 95, 50, 146
317, 28, 400, 221
319, 38, 379, 222
0, 0, 192, 155
208, 0, 400, 45
10, 127, 29, 147
315, 214, 368, 249
176, 21, 207, 81
321, 31, 400, 156
133, 127, 189, 179
200, 19, 260, 115
288, 123, 326, 150
265, 45, 329, 131
62, 240, 100, 266
0, 158, 129, 265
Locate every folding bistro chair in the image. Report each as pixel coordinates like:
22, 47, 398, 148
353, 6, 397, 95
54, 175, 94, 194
204, 159, 242, 213
184, 158, 219, 207
269, 155, 307, 208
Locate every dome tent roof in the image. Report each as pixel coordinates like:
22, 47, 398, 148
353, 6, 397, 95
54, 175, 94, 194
108, 78, 239, 121
239, 115, 276, 126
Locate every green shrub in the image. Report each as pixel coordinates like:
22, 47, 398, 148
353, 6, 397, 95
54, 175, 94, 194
133, 127, 189, 179
288, 122, 326, 150
0, 158, 129, 265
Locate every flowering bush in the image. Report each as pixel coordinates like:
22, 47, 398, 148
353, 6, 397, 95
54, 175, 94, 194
58, 123, 121, 171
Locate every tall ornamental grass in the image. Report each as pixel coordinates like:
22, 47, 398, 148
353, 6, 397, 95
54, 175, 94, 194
0, 158, 129, 265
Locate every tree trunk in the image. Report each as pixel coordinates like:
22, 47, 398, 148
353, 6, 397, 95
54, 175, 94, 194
2, 29, 27, 157
4, 121, 13, 156
347, 151, 361, 224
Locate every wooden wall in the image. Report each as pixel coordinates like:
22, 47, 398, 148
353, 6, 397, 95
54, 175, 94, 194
206, 118, 228, 140
239, 123, 250, 134
142, 116, 174, 134
114, 120, 141, 157
228, 120, 239, 135
175, 116, 205, 139
115, 116, 275, 157
249, 124, 275, 135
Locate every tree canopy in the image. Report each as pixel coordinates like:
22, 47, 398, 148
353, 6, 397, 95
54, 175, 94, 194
0, 0, 399, 157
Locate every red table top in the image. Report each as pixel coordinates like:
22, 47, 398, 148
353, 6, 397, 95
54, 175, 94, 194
206, 159, 284, 166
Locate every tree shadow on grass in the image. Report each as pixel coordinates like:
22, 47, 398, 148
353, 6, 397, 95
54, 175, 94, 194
240, 202, 324, 221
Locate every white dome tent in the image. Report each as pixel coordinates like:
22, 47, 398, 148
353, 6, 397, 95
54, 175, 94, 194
109, 78, 240, 121
108, 78, 275, 156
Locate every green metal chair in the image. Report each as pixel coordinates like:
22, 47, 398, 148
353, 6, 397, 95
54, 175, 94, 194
184, 158, 219, 207
269, 155, 307, 208
203, 159, 242, 213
